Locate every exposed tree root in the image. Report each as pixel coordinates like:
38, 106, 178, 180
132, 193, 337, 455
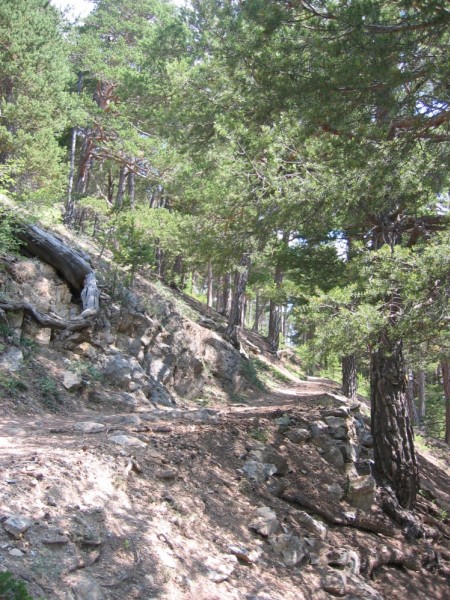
362, 544, 421, 578
1, 223, 99, 330
281, 490, 396, 537
379, 487, 426, 540
0, 301, 94, 331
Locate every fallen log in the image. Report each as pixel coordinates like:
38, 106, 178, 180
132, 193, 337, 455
1, 223, 100, 330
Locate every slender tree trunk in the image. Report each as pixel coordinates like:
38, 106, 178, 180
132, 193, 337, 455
65, 73, 84, 226
222, 273, 232, 317
405, 368, 418, 425
267, 231, 289, 352
370, 339, 419, 509
226, 253, 251, 345
115, 166, 127, 209
206, 261, 213, 308
215, 276, 223, 313
76, 133, 93, 194
252, 291, 266, 333
441, 361, 450, 445
65, 127, 78, 226
341, 354, 357, 400
128, 169, 135, 209
417, 369, 426, 425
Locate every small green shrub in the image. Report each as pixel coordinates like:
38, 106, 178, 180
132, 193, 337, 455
249, 427, 269, 442
39, 376, 61, 411
240, 359, 266, 391
0, 374, 28, 397
0, 571, 33, 600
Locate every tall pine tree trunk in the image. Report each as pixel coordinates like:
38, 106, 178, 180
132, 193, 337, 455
267, 231, 289, 352
222, 273, 232, 317
252, 290, 265, 333
370, 339, 419, 509
342, 354, 357, 400
115, 166, 127, 209
226, 253, 251, 345
441, 361, 450, 445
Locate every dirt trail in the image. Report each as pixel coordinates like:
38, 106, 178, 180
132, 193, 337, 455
1, 376, 450, 600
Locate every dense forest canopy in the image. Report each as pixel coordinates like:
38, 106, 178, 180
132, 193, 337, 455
0, 0, 449, 510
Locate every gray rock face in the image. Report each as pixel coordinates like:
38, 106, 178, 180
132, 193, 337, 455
108, 434, 147, 448
321, 569, 347, 596
269, 533, 307, 566
347, 474, 376, 512
3, 515, 32, 538
262, 448, 289, 476
72, 576, 105, 600
285, 428, 311, 444
242, 461, 277, 483
294, 511, 328, 539
249, 506, 279, 537
326, 549, 360, 575
74, 422, 105, 434
62, 371, 83, 391
205, 554, 238, 582
0, 346, 24, 372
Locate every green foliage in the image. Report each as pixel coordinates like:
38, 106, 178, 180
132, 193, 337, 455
0, 0, 73, 197
0, 571, 33, 600
39, 376, 61, 411
240, 359, 266, 392
249, 427, 269, 443
0, 373, 28, 397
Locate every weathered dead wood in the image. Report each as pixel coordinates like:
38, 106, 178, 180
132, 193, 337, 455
0, 301, 94, 331
281, 490, 396, 537
362, 544, 421, 578
2, 223, 100, 330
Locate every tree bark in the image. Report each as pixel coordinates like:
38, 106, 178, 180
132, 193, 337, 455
370, 339, 419, 509
115, 166, 128, 209
206, 261, 213, 308
226, 253, 251, 345
267, 231, 289, 352
1, 224, 100, 329
342, 354, 357, 400
222, 272, 232, 317
417, 369, 426, 425
441, 361, 450, 445
252, 290, 266, 333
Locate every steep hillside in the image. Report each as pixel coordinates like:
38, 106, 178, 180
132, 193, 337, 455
0, 228, 449, 600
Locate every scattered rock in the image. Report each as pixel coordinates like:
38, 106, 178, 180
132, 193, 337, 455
72, 576, 105, 600
228, 545, 260, 563
205, 554, 238, 582
347, 475, 376, 512
326, 483, 345, 501
262, 448, 289, 476
3, 516, 32, 539
266, 478, 288, 497
242, 461, 277, 483
63, 371, 83, 391
249, 506, 279, 537
0, 346, 24, 372
326, 549, 360, 575
275, 415, 292, 428
108, 434, 147, 448
285, 428, 311, 444
74, 422, 105, 434
9, 548, 25, 557
294, 511, 328, 539
321, 569, 347, 596
270, 533, 307, 566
